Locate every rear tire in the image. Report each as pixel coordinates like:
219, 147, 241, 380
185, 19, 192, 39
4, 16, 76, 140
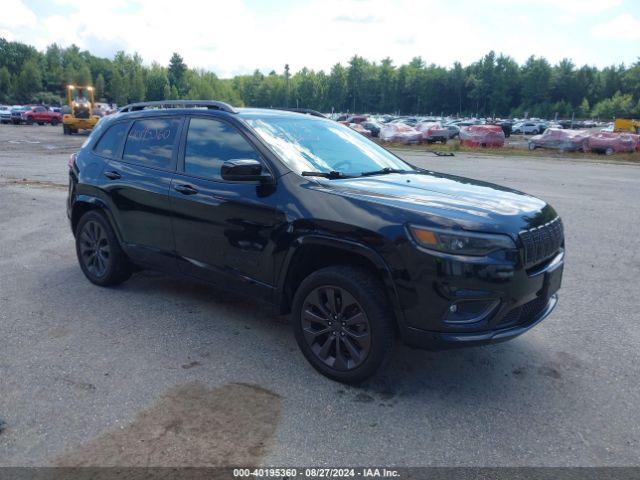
605, 147, 614, 156
75, 211, 132, 286
292, 265, 395, 384
51, 118, 59, 126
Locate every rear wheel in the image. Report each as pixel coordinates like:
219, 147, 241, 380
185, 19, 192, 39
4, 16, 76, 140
75, 211, 132, 286
605, 147, 614, 156
51, 118, 59, 126
292, 266, 394, 384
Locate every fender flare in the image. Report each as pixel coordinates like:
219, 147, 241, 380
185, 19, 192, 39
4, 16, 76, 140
71, 194, 123, 243
275, 234, 408, 330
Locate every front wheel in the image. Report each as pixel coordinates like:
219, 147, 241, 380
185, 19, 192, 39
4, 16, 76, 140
51, 118, 59, 126
75, 211, 132, 286
605, 147, 614, 156
528, 142, 536, 150
292, 266, 394, 384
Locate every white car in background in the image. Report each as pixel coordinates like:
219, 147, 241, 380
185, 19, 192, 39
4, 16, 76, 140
0, 105, 11, 124
512, 121, 542, 134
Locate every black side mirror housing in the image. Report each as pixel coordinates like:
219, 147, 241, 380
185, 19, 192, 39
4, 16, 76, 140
220, 159, 272, 183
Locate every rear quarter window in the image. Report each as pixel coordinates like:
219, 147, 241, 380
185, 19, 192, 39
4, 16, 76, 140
93, 122, 130, 158
123, 118, 181, 169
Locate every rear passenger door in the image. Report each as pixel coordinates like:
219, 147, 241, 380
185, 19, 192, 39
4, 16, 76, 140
169, 115, 277, 301
98, 116, 183, 268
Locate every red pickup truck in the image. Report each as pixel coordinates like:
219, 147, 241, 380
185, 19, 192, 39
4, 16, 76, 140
20, 106, 62, 126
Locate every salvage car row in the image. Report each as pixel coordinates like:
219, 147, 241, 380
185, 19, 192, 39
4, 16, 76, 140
333, 113, 638, 155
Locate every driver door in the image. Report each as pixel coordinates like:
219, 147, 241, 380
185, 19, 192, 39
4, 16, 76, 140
169, 116, 279, 301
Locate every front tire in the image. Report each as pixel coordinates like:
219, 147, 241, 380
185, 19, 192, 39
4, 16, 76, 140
528, 142, 536, 150
51, 118, 59, 126
292, 266, 394, 384
75, 211, 132, 286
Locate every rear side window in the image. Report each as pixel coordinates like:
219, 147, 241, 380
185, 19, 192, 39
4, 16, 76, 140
94, 122, 129, 158
184, 118, 260, 180
123, 118, 181, 169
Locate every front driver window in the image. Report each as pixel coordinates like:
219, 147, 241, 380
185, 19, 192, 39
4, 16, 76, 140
183, 118, 261, 180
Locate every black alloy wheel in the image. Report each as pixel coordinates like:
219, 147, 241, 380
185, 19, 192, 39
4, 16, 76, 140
292, 265, 394, 383
78, 219, 111, 279
75, 211, 131, 286
301, 285, 371, 371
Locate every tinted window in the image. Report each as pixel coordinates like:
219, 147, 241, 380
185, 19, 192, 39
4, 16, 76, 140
184, 118, 260, 180
94, 122, 130, 158
123, 118, 181, 169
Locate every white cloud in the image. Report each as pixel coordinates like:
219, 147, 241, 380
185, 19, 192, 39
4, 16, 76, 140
0, 0, 37, 28
592, 13, 640, 40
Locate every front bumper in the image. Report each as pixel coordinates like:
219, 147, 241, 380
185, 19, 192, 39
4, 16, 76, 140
403, 294, 558, 349
393, 239, 564, 349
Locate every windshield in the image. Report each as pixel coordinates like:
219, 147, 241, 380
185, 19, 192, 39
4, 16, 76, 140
244, 115, 413, 176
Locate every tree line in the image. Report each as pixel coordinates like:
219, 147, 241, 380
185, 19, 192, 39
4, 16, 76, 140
1, 37, 639, 119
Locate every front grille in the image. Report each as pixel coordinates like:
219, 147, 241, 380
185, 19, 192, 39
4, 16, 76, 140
498, 295, 549, 328
519, 217, 563, 269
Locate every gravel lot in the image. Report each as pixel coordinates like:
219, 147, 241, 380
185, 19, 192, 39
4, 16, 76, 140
0, 124, 639, 467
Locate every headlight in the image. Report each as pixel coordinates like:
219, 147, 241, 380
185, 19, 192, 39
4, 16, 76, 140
409, 225, 515, 256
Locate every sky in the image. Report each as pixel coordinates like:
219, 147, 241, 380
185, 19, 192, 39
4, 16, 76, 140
1, 0, 639, 77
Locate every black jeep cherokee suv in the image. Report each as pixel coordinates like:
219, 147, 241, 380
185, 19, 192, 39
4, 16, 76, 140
68, 100, 564, 383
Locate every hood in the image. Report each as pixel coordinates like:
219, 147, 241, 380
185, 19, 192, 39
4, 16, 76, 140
314, 171, 556, 235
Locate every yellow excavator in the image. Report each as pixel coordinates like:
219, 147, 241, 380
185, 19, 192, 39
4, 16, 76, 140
62, 85, 101, 134
614, 118, 640, 133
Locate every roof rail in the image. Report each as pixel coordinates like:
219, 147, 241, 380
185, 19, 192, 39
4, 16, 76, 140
118, 100, 237, 114
272, 107, 326, 118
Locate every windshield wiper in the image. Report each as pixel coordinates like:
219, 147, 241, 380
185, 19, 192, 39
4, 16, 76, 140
301, 170, 353, 179
359, 167, 417, 177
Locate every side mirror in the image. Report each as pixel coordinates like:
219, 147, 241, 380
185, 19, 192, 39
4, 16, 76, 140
221, 159, 272, 183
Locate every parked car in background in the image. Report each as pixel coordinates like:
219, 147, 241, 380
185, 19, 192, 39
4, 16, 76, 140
459, 125, 505, 147
347, 122, 372, 137
391, 117, 419, 127
0, 105, 11, 124
415, 122, 449, 143
587, 132, 639, 155
498, 121, 512, 138
442, 124, 460, 139
361, 120, 382, 137
346, 115, 368, 124
536, 121, 549, 133
379, 122, 422, 144
528, 128, 589, 153
10, 106, 29, 124
512, 122, 541, 135
21, 105, 63, 125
